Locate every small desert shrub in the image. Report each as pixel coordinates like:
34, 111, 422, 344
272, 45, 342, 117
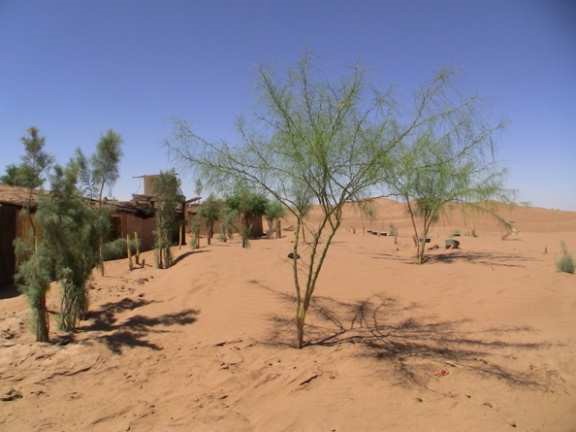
389, 224, 398, 237
102, 238, 141, 261
556, 242, 575, 274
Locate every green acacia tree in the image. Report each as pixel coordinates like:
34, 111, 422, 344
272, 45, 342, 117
154, 170, 181, 269
168, 58, 462, 348
385, 125, 511, 264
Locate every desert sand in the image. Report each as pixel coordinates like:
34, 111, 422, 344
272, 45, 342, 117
1, 199, 575, 432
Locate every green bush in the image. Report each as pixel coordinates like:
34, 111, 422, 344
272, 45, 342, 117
557, 242, 575, 274
102, 238, 141, 261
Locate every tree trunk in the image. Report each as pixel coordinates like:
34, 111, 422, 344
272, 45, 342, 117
207, 222, 213, 245
275, 219, 282, 239
98, 241, 105, 275
34, 296, 49, 342
296, 303, 306, 349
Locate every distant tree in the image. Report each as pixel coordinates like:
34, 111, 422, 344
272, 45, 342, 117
385, 123, 511, 264
189, 214, 202, 249
219, 205, 238, 242
265, 200, 285, 238
225, 186, 268, 248
198, 195, 222, 245
167, 57, 452, 348
1, 127, 53, 250
154, 170, 181, 269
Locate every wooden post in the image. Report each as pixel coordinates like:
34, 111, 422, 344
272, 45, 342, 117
134, 232, 140, 266
127, 234, 133, 271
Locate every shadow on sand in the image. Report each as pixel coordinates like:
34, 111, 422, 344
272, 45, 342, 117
261, 285, 557, 390
78, 297, 199, 354
0, 284, 21, 300
171, 249, 211, 267
371, 250, 537, 268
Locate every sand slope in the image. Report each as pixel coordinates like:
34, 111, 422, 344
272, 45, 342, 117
1, 199, 575, 431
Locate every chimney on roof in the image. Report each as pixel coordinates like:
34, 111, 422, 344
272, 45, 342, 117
143, 175, 160, 196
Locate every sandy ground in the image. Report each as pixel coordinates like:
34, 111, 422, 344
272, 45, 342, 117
1, 199, 576, 432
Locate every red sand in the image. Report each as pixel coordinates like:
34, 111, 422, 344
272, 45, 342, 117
1, 199, 575, 431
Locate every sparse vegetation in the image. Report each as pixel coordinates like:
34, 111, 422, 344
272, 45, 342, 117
265, 200, 285, 238
225, 186, 268, 248
198, 195, 222, 245
389, 224, 399, 244
14, 243, 52, 342
2, 127, 53, 252
219, 205, 237, 242
74, 130, 123, 275
189, 215, 202, 249
556, 242, 575, 274
101, 237, 141, 261
383, 98, 511, 263
154, 170, 182, 269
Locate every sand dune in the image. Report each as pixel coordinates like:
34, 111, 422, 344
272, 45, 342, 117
1, 200, 575, 431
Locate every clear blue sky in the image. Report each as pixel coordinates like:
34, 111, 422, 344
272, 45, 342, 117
1, 1, 574, 209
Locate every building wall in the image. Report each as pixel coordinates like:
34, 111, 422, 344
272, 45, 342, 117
0, 204, 18, 286
112, 213, 156, 251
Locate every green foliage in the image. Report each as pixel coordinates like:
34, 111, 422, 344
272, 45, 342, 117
101, 237, 141, 261
264, 200, 285, 220
92, 130, 123, 199
17, 160, 100, 337
557, 242, 575, 274
225, 186, 268, 218
264, 200, 285, 238
15, 243, 52, 342
37, 163, 100, 331
189, 215, 202, 249
385, 105, 510, 263
223, 185, 268, 247
154, 170, 181, 268
389, 224, 398, 237
198, 195, 222, 245
220, 205, 238, 241
74, 131, 123, 275
1, 127, 53, 189
168, 57, 419, 347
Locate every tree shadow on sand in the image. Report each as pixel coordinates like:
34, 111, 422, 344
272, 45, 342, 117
79, 297, 199, 354
371, 250, 537, 268
262, 287, 559, 390
171, 249, 211, 267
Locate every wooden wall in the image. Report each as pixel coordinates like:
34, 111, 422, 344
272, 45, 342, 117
0, 204, 18, 286
112, 213, 156, 251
